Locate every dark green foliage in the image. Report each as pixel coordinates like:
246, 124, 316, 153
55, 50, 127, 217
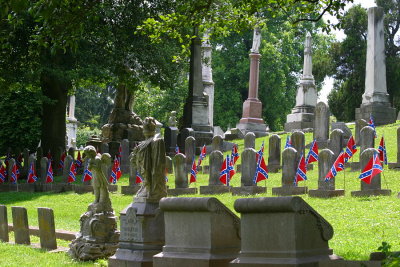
0, 86, 42, 154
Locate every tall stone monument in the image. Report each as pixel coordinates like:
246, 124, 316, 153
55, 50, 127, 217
355, 7, 396, 125
202, 33, 214, 128
236, 28, 268, 137
285, 32, 317, 132
66, 95, 78, 148
109, 117, 167, 266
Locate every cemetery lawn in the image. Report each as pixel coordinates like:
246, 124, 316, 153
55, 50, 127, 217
1, 122, 400, 265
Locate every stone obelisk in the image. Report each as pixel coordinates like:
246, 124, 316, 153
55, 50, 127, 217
355, 7, 396, 125
236, 28, 268, 137
284, 32, 317, 132
202, 33, 214, 128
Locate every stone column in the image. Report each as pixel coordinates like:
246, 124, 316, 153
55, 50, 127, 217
66, 95, 78, 149
202, 33, 214, 127
355, 7, 396, 125
285, 32, 317, 132
236, 28, 268, 137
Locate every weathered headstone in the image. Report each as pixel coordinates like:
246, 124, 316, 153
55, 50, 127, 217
351, 148, 391, 197
165, 156, 173, 174
224, 128, 245, 141
244, 132, 256, 149
355, 7, 396, 125
360, 126, 375, 154
21, 148, 30, 176
309, 149, 345, 198
38, 207, 57, 250
291, 131, 305, 161
231, 197, 340, 266
355, 119, 369, 146
272, 147, 307, 196
200, 149, 230, 194
232, 146, 266, 196
165, 122, 179, 155
120, 139, 130, 173
211, 135, 223, 152
328, 129, 344, 160
389, 127, 400, 169
62, 155, 74, 182
53, 147, 63, 176
12, 206, 30, 245
314, 102, 330, 148
185, 136, 196, 173
153, 197, 241, 267
331, 122, 352, 142
268, 134, 281, 172
0, 205, 9, 242
168, 153, 197, 196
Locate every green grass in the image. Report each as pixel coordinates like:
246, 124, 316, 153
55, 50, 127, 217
1, 121, 400, 265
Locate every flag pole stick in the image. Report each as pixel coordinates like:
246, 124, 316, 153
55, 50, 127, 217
343, 166, 346, 192
381, 169, 389, 190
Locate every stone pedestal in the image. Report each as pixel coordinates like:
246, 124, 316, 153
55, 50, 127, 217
231, 185, 266, 196
108, 198, 165, 267
153, 197, 241, 267
231, 197, 340, 266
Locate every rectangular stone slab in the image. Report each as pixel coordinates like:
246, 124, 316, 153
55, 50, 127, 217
12, 206, 30, 245
0, 205, 9, 242
38, 207, 57, 250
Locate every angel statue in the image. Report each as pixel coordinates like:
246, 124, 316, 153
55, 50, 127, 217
130, 117, 167, 201
83, 145, 112, 212
250, 27, 262, 53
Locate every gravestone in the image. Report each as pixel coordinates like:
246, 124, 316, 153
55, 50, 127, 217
231, 197, 340, 266
232, 146, 266, 196
185, 136, 196, 174
109, 118, 167, 266
12, 206, 30, 245
120, 139, 130, 173
62, 155, 74, 182
351, 148, 391, 197
39, 157, 48, 181
309, 149, 345, 198
389, 127, 400, 169
314, 102, 330, 148
355, 7, 396, 125
268, 134, 281, 173
291, 131, 305, 161
165, 156, 173, 174
153, 197, 241, 267
355, 119, 368, 145
360, 126, 375, 154
237, 28, 268, 137
224, 128, 245, 141
328, 129, 344, 160
168, 153, 197, 196
212, 135, 223, 152
244, 132, 256, 149
285, 33, 317, 131
331, 122, 352, 142
200, 149, 230, 194
0, 205, 9, 242
38, 207, 57, 250
272, 147, 307, 196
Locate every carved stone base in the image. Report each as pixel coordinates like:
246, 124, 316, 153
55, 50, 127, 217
309, 189, 345, 198
200, 185, 231, 195
236, 122, 268, 138
231, 186, 266, 196
108, 200, 164, 267
167, 188, 197, 196
121, 185, 141, 195
356, 102, 396, 126
351, 189, 391, 197
272, 186, 308, 196
69, 204, 119, 261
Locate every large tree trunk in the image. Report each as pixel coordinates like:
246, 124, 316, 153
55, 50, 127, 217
40, 71, 70, 157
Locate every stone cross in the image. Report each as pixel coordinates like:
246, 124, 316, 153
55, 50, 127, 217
281, 147, 297, 186
360, 126, 375, 154
185, 136, 196, 174
12, 206, 30, 245
0, 205, 9, 242
208, 150, 224, 186
174, 153, 188, 188
268, 134, 281, 173
244, 132, 255, 149
212, 135, 223, 152
240, 148, 257, 186
38, 207, 57, 250
314, 102, 330, 145
328, 129, 344, 160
